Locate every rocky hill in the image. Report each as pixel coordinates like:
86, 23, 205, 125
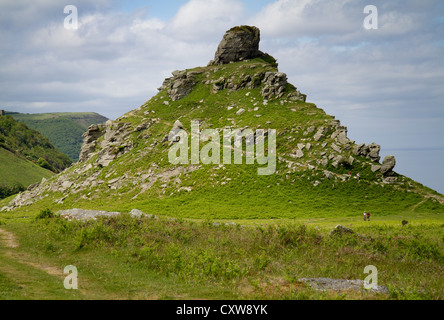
2, 26, 443, 216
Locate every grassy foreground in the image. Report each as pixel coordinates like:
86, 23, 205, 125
0, 209, 442, 300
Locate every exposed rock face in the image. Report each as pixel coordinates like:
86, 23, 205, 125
333, 126, 349, 145
328, 120, 352, 148
380, 155, 396, 176
79, 124, 105, 162
353, 142, 381, 162
314, 127, 329, 141
331, 143, 341, 153
79, 119, 149, 167
367, 143, 381, 162
208, 72, 264, 93
159, 70, 197, 101
210, 72, 265, 93
261, 72, 306, 101
261, 72, 287, 100
96, 122, 133, 167
210, 26, 263, 66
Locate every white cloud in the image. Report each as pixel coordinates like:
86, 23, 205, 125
167, 0, 245, 41
249, 0, 362, 38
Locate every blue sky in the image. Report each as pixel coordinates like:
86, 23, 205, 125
118, 0, 188, 17
118, 0, 273, 17
0, 0, 443, 193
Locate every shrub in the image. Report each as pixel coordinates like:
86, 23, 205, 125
35, 208, 54, 220
37, 157, 53, 171
0, 183, 25, 199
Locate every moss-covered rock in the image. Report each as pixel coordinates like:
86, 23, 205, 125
210, 25, 264, 65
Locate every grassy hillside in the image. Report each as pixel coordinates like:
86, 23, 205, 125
0, 148, 53, 198
0, 115, 71, 173
0, 115, 70, 199
10, 112, 108, 162
0, 148, 53, 186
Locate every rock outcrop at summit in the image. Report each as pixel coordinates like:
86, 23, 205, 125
210, 26, 264, 66
155, 25, 307, 102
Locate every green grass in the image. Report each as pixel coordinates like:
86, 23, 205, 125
0, 148, 53, 188
0, 211, 442, 300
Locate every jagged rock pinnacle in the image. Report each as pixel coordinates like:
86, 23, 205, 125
209, 25, 265, 66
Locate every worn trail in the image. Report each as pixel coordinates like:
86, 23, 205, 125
0, 227, 83, 299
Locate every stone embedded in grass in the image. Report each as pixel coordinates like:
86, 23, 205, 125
331, 143, 341, 153
298, 277, 389, 294
130, 209, 153, 218
292, 149, 304, 159
57, 208, 121, 221
329, 225, 355, 237
236, 108, 245, 115
324, 170, 334, 180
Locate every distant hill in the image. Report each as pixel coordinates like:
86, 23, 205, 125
0, 115, 72, 198
9, 112, 109, 162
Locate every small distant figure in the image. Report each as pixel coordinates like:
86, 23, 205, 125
402, 220, 408, 227
367, 211, 370, 221
363, 211, 367, 221
348, 171, 351, 179
356, 172, 360, 182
